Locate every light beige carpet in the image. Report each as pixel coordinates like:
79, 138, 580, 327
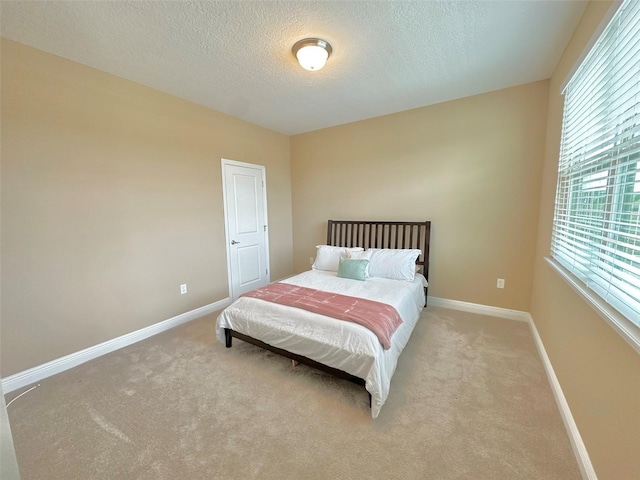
5, 307, 581, 480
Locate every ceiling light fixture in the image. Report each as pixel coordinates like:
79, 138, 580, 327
292, 38, 332, 71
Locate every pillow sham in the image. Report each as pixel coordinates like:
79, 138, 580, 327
368, 248, 422, 281
346, 249, 373, 276
312, 245, 364, 272
337, 257, 369, 281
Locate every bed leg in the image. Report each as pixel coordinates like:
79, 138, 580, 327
424, 287, 428, 307
224, 328, 232, 348
368, 392, 372, 408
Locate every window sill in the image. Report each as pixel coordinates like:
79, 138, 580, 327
545, 257, 640, 355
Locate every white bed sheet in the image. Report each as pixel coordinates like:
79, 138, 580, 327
215, 270, 426, 418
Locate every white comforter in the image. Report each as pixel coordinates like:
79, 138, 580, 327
215, 270, 426, 418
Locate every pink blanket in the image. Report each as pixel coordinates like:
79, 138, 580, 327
241, 282, 403, 349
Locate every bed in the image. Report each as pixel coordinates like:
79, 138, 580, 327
215, 220, 431, 418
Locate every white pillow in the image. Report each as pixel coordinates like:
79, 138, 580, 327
312, 245, 364, 272
368, 248, 422, 281
345, 249, 373, 277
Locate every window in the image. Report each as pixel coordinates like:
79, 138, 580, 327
551, 0, 640, 329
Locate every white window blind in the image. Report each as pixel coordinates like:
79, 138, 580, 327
551, 0, 640, 327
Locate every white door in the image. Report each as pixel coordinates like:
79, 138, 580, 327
222, 159, 270, 300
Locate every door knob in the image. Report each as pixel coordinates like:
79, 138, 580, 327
231, 240, 240, 245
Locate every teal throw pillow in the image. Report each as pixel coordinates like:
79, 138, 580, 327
337, 258, 369, 281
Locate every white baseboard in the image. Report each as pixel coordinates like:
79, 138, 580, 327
1, 298, 230, 394
526, 314, 597, 480
427, 296, 596, 479
427, 296, 530, 322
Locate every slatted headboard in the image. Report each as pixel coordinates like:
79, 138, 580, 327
326, 220, 431, 283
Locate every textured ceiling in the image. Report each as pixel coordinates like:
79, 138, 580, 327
0, 1, 587, 135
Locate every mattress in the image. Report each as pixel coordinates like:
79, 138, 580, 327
215, 269, 426, 418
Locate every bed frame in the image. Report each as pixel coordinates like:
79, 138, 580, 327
326, 220, 431, 300
224, 220, 431, 408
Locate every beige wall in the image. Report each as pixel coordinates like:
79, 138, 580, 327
530, 2, 640, 479
0, 39, 293, 376
291, 82, 548, 311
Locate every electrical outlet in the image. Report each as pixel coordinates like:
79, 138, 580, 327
497, 278, 505, 289
180, 284, 187, 295
309, 257, 314, 265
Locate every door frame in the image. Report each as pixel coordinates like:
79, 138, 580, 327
221, 158, 270, 301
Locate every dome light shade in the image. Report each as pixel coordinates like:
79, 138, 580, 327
292, 38, 332, 71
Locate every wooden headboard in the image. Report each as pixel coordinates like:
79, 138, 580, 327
326, 220, 431, 282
